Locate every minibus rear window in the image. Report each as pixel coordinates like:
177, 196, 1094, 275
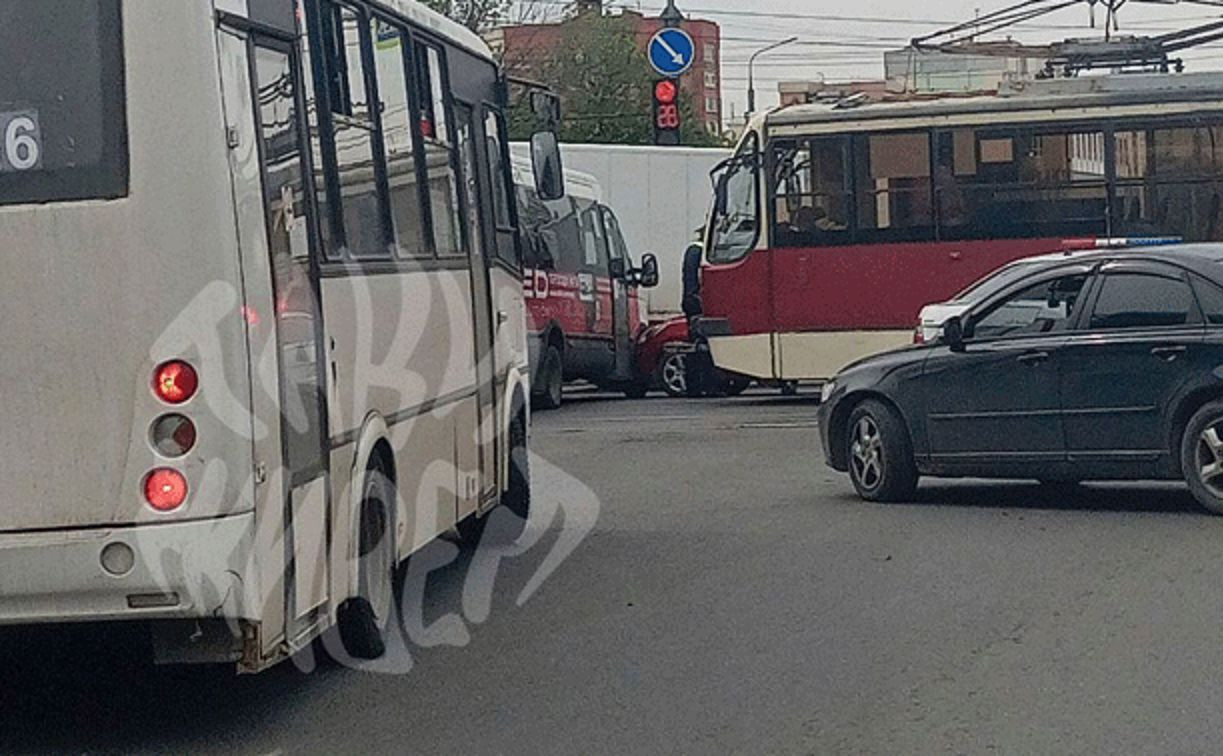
0, 0, 127, 204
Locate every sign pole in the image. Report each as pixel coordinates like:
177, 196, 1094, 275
661, 0, 683, 29
651, 1, 690, 145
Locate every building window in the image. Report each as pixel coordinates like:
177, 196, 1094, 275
705, 96, 720, 114
705, 71, 718, 89
703, 42, 717, 66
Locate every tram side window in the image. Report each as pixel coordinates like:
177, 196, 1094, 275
370, 19, 428, 258
771, 137, 851, 247
418, 45, 464, 258
322, 4, 389, 260
935, 127, 1108, 241
1114, 121, 1223, 242
853, 132, 933, 241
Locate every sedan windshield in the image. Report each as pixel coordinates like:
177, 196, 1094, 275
950, 260, 1042, 304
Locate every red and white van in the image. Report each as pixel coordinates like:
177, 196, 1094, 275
516, 165, 659, 408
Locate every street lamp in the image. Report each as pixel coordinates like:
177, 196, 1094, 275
747, 36, 799, 119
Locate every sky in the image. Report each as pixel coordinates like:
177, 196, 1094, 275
556, 0, 1223, 128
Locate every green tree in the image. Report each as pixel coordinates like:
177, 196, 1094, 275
506, 13, 727, 147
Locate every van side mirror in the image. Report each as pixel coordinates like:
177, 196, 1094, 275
531, 131, 564, 201
943, 316, 966, 353
608, 258, 627, 279
639, 254, 660, 289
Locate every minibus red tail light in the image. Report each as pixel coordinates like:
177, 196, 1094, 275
144, 469, 188, 512
150, 414, 197, 458
154, 361, 198, 404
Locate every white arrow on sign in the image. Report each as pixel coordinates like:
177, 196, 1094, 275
656, 34, 686, 66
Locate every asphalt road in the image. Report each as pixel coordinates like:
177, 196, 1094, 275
5, 390, 1223, 754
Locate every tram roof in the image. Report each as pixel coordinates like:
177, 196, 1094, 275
766, 71, 1223, 133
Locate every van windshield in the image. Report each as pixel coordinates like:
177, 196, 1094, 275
0, 0, 127, 204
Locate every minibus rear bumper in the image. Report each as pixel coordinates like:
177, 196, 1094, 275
0, 512, 255, 625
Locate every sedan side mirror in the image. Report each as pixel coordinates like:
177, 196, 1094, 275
943, 316, 966, 353
638, 254, 660, 289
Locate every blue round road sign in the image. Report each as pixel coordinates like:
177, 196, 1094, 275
649, 28, 695, 78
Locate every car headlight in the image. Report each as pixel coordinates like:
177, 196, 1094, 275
820, 381, 836, 403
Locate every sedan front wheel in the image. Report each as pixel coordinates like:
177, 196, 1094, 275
846, 400, 919, 503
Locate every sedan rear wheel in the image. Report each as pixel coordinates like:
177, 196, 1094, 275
660, 353, 688, 398
1182, 401, 1223, 515
846, 400, 919, 503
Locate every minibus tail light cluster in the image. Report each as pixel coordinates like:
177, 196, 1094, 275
151, 414, 197, 458
147, 361, 197, 512
153, 361, 198, 405
144, 469, 188, 512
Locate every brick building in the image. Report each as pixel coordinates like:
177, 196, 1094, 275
486, 2, 723, 134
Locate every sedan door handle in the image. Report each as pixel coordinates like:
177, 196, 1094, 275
1017, 351, 1050, 366
1152, 345, 1187, 362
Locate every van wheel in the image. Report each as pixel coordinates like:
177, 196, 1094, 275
534, 345, 563, 411
335, 462, 395, 660
1181, 401, 1223, 515
846, 400, 918, 503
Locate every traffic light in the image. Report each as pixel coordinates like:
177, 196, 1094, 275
653, 79, 681, 146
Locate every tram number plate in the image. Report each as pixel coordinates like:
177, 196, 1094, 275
0, 111, 43, 173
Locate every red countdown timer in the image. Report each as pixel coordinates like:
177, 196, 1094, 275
652, 79, 681, 145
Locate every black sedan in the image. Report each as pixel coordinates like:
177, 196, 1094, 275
817, 244, 1223, 513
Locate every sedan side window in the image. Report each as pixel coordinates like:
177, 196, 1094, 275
1191, 275, 1223, 326
1089, 274, 1195, 330
971, 274, 1088, 340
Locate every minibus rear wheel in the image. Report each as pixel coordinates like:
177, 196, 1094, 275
336, 460, 396, 660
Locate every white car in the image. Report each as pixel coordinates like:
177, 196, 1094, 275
914, 239, 1183, 343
